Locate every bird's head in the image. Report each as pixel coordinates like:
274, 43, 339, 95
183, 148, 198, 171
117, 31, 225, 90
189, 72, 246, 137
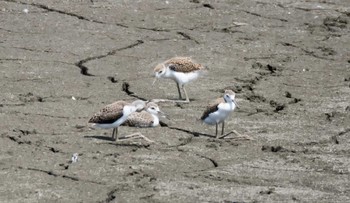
223, 90, 239, 108
152, 64, 167, 85
146, 102, 168, 118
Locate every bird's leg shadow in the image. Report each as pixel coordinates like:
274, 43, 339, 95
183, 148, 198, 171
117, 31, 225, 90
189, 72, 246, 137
219, 130, 254, 140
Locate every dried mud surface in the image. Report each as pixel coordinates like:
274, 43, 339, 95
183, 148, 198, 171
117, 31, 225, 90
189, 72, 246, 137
1, 0, 350, 202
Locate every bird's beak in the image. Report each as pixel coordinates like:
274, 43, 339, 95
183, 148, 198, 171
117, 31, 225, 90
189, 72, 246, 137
152, 77, 157, 86
158, 110, 170, 119
233, 100, 239, 109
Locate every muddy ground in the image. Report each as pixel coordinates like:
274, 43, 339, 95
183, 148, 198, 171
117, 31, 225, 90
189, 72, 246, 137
1, 0, 350, 202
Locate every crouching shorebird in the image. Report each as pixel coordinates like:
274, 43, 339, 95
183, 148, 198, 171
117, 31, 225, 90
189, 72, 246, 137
153, 57, 207, 103
121, 102, 167, 142
201, 90, 248, 139
88, 99, 149, 142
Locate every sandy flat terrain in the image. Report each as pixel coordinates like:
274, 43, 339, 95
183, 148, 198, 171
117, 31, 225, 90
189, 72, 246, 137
1, 0, 350, 202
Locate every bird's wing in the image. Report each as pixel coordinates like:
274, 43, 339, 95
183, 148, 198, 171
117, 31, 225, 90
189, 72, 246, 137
200, 98, 224, 120
123, 111, 154, 127
88, 101, 128, 124
165, 57, 204, 73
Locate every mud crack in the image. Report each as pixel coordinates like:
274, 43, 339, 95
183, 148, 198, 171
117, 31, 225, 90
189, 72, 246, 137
4, 133, 32, 145
8, 110, 76, 119
228, 62, 290, 115
98, 189, 117, 203
19, 166, 105, 185
135, 27, 171, 32
5, 0, 105, 24
75, 40, 144, 76
3, 132, 65, 154
239, 9, 288, 22
195, 153, 218, 167
280, 42, 336, 61
177, 31, 200, 44
202, 3, 215, 9
121, 82, 148, 101
338, 128, 350, 136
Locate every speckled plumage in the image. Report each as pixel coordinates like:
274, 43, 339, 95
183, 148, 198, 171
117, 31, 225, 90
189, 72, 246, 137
123, 111, 155, 127
153, 57, 207, 102
89, 101, 128, 124
162, 57, 205, 73
88, 100, 146, 141
123, 102, 163, 128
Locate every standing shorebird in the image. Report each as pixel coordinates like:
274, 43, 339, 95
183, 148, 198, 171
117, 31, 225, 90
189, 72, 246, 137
122, 102, 167, 142
201, 90, 241, 139
88, 100, 146, 141
153, 57, 206, 103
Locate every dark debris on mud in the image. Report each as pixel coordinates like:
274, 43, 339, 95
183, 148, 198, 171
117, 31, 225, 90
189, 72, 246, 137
19, 92, 44, 103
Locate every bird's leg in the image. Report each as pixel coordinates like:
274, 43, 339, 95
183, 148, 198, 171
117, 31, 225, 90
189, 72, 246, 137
119, 132, 154, 143
113, 128, 119, 141
215, 123, 218, 138
176, 82, 183, 100
150, 83, 189, 103
111, 128, 116, 140
181, 85, 190, 103
221, 121, 225, 136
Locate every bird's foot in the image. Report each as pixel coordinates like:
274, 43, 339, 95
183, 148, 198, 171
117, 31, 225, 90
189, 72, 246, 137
118, 132, 155, 143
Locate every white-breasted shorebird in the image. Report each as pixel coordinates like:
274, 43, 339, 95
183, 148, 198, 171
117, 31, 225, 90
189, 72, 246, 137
121, 102, 167, 142
201, 90, 241, 139
88, 100, 146, 141
153, 57, 206, 103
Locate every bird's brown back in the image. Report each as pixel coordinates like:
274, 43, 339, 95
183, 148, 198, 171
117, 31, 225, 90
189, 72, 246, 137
88, 101, 128, 124
122, 111, 155, 127
165, 57, 205, 73
201, 98, 224, 120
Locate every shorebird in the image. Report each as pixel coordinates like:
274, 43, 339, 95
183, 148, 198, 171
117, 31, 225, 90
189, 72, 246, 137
153, 57, 206, 103
88, 100, 146, 141
121, 102, 167, 142
201, 90, 241, 139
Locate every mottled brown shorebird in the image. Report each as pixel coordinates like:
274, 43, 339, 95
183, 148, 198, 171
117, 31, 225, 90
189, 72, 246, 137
121, 102, 167, 142
88, 100, 146, 141
153, 57, 206, 103
201, 90, 241, 139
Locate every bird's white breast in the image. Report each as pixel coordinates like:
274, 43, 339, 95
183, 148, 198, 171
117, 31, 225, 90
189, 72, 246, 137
170, 71, 200, 85
151, 114, 159, 127
204, 102, 235, 125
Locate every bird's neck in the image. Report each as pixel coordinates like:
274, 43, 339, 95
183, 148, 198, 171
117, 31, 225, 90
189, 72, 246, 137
225, 100, 235, 110
164, 68, 173, 78
123, 105, 136, 116
151, 114, 159, 127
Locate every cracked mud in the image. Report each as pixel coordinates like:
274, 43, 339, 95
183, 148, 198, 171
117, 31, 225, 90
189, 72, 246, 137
1, 0, 350, 202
